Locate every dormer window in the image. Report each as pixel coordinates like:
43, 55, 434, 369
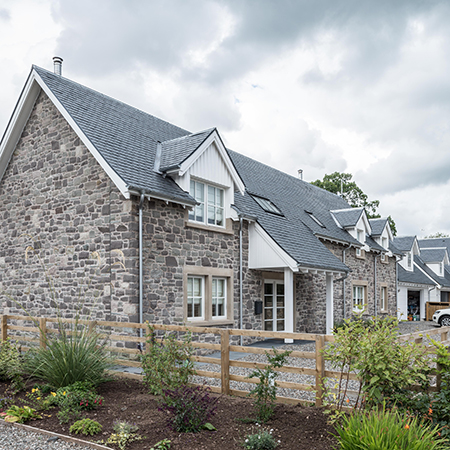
440, 262, 444, 275
357, 229, 364, 243
407, 252, 412, 269
382, 237, 388, 249
305, 211, 325, 228
356, 229, 365, 257
189, 179, 224, 227
251, 195, 283, 215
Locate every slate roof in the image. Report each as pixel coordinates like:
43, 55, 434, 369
415, 256, 450, 288
420, 248, 447, 264
26, 65, 394, 273
330, 208, 364, 228
369, 218, 388, 236
159, 128, 215, 171
393, 236, 416, 253
365, 235, 384, 253
419, 238, 450, 254
33, 66, 196, 205
398, 262, 435, 286
228, 150, 358, 272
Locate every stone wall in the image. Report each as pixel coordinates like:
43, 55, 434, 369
139, 199, 264, 331
323, 240, 397, 322
0, 91, 137, 323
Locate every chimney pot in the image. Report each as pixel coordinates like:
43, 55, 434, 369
53, 56, 63, 76
298, 169, 303, 180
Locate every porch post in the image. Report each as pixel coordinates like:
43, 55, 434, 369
284, 267, 294, 343
326, 273, 334, 335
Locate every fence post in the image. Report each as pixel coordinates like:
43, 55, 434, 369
1, 315, 7, 341
220, 329, 230, 395
315, 334, 325, 407
88, 320, 97, 335
39, 317, 47, 349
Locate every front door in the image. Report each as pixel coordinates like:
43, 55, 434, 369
264, 281, 285, 331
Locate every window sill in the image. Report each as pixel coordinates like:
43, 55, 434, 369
355, 253, 365, 260
186, 319, 234, 327
185, 219, 234, 235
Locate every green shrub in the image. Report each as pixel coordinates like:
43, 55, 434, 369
23, 320, 112, 389
243, 425, 279, 450
335, 404, 448, 449
101, 421, 143, 450
54, 382, 103, 424
141, 327, 195, 396
324, 315, 430, 409
160, 385, 218, 433
0, 339, 24, 391
70, 418, 102, 435
247, 348, 291, 423
0, 405, 41, 423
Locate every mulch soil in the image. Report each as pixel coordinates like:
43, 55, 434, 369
0, 378, 337, 450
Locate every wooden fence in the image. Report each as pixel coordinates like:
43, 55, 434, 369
1, 314, 450, 407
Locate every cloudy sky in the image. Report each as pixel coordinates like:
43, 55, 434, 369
1, 0, 450, 237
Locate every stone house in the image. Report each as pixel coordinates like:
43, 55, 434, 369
395, 236, 450, 320
0, 60, 398, 336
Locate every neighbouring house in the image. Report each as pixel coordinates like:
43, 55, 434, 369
0, 59, 399, 336
394, 236, 450, 320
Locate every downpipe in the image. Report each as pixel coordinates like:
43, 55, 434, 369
139, 192, 145, 341
239, 216, 243, 347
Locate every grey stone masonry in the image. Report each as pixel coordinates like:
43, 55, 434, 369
0, 91, 137, 322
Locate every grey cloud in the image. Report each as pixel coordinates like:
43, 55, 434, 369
51, 0, 444, 86
0, 8, 10, 21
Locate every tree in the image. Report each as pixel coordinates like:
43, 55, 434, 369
424, 232, 450, 239
311, 172, 397, 236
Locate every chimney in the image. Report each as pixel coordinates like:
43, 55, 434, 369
297, 169, 303, 180
53, 56, 63, 76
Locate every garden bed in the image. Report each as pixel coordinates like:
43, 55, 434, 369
0, 378, 337, 450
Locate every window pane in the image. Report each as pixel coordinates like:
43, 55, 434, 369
217, 189, 224, 206
208, 205, 215, 224
276, 284, 284, 296
264, 321, 273, 331
264, 284, 273, 295
277, 320, 285, 331
264, 296, 273, 308
208, 186, 215, 204
195, 182, 204, 202
216, 207, 224, 226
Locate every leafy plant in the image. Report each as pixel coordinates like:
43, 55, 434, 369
26, 387, 57, 411
247, 348, 291, 423
0, 397, 12, 412
160, 385, 218, 433
70, 418, 102, 436
141, 326, 195, 396
23, 320, 112, 389
53, 382, 103, 424
0, 405, 41, 423
0, 339, 24, 392
324, 315, 430, 409
334, 403, 448, 449
101, 421, 143, 450
243, 425, 279, 450
150, 439, 171, 450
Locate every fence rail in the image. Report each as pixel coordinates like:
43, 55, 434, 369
1, 314, 449, 407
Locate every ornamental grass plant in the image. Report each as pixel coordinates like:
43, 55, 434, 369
23, 320, 112, 389
334, 404, 448, 450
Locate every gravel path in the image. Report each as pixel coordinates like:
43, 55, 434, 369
0, 422, 103, 450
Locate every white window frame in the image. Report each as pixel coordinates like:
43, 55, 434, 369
189, 179, 225, 227
184, 267, 233, 324
187, 276, 204, 321
212, 277, 226, 319
380, 286, 388, 313
407, 252, 412, 270
353, 284, 366, 312
381, 252, 386, 262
